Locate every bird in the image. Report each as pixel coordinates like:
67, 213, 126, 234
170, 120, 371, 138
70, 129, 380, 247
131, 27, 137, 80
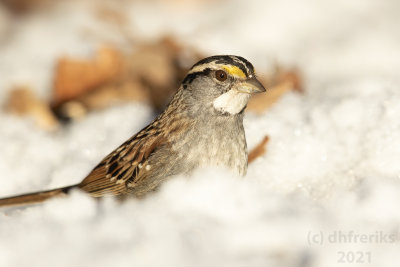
0, 55, 266, 208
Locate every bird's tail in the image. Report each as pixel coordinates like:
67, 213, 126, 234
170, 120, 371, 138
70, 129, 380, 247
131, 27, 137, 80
0, 185, 78, 208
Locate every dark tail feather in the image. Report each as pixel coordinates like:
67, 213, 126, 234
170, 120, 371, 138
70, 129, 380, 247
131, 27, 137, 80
0, 185, 79, 208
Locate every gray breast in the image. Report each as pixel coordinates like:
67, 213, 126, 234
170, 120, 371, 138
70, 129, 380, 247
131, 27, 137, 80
130, 113, 248, 197
175, 114, 248, 176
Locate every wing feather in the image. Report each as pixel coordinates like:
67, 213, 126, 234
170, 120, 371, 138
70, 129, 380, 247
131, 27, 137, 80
79, 127, 166, 197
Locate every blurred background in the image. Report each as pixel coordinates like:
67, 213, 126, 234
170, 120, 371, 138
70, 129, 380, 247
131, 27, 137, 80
1, 0, 400, 266
0, 0, 398, 123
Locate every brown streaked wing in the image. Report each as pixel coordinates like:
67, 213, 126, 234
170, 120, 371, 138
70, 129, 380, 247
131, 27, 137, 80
78, 129, 166, 197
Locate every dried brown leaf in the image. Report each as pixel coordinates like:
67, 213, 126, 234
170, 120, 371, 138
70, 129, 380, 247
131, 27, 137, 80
4, 87, 59, 131
52, 46, 123, 106
50, 36, 204, 122
248, 136, 270, 164
57, 80, 152, 121
2, 0, 52, 14
247, 69, 303, 113
126, 36, 202, 111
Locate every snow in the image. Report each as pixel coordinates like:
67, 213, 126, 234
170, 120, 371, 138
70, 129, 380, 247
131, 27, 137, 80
1, 0, 400, 266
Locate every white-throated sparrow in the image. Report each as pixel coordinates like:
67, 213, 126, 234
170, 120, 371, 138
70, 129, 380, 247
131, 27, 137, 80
0, 55, 266, 207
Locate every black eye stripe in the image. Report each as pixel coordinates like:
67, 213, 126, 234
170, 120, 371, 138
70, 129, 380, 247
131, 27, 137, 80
182, 68, 212, 84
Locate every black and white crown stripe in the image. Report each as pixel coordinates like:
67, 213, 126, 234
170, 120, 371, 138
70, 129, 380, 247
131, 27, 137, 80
186, 55, 254, 78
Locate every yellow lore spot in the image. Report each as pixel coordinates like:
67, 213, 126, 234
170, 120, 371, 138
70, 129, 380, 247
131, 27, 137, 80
223, 65, 246, 78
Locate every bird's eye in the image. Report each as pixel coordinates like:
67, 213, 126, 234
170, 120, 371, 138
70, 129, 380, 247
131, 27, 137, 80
215, 70, 228, 81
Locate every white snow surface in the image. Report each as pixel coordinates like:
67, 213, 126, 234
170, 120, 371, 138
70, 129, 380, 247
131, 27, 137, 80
1, 0, 400, 266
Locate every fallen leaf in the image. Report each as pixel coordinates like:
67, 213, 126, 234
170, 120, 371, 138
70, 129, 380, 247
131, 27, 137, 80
4, 87, 59, 131
54, 80, 151, 121
247, 68, 303, 113
52, 46, 123, 106
1, 0, 52, 14
126, 36, 202, 111
248, 136, 270, 164
51, 37, 203, 121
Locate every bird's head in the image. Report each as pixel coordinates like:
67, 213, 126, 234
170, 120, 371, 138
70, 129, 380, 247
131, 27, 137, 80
182, 55, 266, 115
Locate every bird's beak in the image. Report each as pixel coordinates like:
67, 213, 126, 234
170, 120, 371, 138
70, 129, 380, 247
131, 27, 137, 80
236, 77, 266, 94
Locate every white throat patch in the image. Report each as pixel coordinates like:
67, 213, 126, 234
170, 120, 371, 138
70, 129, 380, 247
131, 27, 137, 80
213, 90, 250, 115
